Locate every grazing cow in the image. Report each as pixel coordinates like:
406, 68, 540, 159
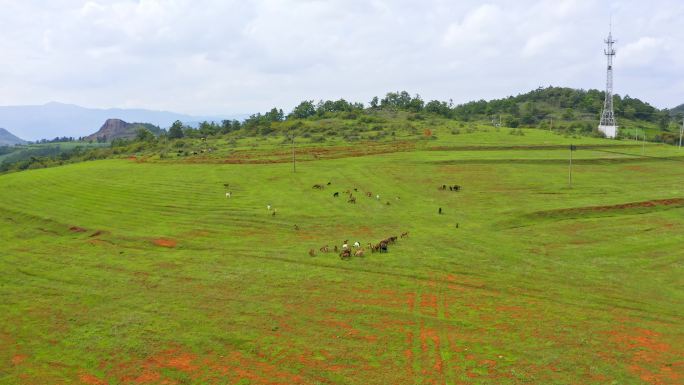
226, 192, 231, 198
452, 185, 461, 191
376, 194, 380, 200
439, 207, 442, 214
354, 188, 358, 192
401, 232, 409, 239
386, 201, 391, 206
333, 192, 339, 198
439, 185, 447, 191
320, 245, 329, 253
366, 192, 372, 198
348, 197, 356, 204
334, 245, 339, 253
223, 183, 230, 188
354, 249, 365, 257
267, 204, 271, 211
449, 186, 453, 191
456, 223, 459, 228
353, 241, 360, 248
379, 242, 388, 253
308, 249, 316, 257
272, 209, 277, 216
294, 224, 299, 231
313, 184, 325, 189
342, 243, 349, 250
327, 181, 332, 185
340, 249, 352, 259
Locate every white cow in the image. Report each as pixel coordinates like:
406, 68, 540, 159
226, 192, 231, 198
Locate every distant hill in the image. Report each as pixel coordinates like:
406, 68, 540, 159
670, 104, 684, 117
0, 102, 246, 141
84, 119, 163, 142
0, 128, 26, 146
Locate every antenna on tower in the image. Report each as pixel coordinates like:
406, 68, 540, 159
598, 20, 618, 138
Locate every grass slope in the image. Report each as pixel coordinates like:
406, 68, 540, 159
1, 128, 683, 385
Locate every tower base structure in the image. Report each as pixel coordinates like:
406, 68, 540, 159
598, 125, 617, 139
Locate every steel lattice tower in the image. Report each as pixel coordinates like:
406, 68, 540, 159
598, 27, 618, 138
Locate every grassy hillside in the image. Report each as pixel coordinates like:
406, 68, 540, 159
1, 127, 682, 384
2, 87, 680, 174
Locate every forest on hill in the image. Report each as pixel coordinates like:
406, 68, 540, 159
1, 87, 681, 173
189, 86, 680, 141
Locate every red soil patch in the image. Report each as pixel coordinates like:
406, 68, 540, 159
538, 198, 684, 218
152, 238, 177, 248
605, 327, 683, 385
177, 141, 416, 165
79, 372, 108, 385
12, 354, 27, 365
101, 348, 311, 385
69, 226, 88, 233
406, 293, 416, 312
419, 293, 438, 317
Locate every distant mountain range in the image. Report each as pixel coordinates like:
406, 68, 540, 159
0, 128, 26, 146
0, 102, 247, 141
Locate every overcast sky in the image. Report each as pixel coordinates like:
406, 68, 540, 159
1, 0, 682, 115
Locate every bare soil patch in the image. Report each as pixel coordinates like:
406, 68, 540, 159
152, 238, 177, 248
531, 198, 684, 220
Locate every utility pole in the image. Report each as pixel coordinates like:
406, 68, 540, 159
679, 118, 683, 148
642, 130, 646, 156
569, 144, 576, 188
291, 134, 296, 173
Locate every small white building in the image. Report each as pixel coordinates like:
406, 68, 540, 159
598, 125, 617, 139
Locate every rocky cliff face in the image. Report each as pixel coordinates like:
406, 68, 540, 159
85, 119, 136, 141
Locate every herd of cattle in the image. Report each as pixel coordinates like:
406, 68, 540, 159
315, 183, 397, 206
309, 232, 409, 259
223, 179, 460, 261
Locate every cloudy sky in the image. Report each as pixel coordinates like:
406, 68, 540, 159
1, 0, 682, 115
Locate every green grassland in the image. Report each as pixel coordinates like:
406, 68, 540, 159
1, 127, 683, 385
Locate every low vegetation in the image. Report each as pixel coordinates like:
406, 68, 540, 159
1, 118, 683, 383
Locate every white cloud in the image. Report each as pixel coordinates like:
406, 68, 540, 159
0, 0, 682, 117
621, 37, 667, 67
